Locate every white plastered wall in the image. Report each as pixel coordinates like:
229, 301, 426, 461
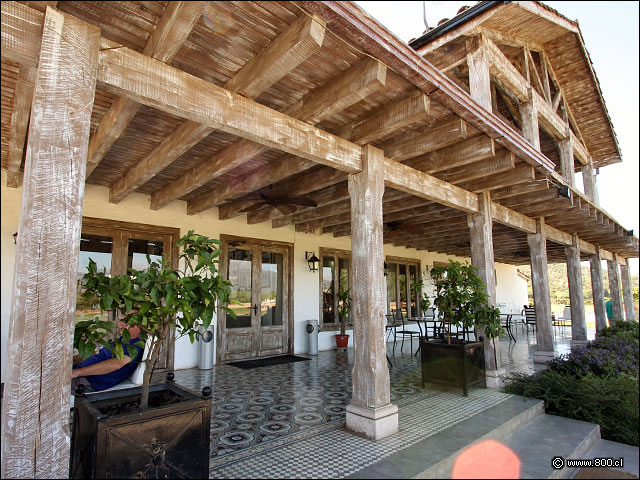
1, 170, 528, 381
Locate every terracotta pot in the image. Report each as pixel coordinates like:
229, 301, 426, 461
335, 334, 349, 349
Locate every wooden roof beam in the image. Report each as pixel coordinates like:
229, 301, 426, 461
157, 56, 387, 213
404, 135, 495, 174
5, 64, 35, 188
459, 164, 535, 192
437, 150, 515, 184
86, 2, 207, 177
109, 12, 327, 204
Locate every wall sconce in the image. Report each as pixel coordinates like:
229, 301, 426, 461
13, 232, 18, 244
383, 261, 389, 276
305, 251, 319, 272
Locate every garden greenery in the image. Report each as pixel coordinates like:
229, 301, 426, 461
504, 320, 639, 446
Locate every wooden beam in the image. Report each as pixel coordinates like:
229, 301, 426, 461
483, 37, 529, 102
404, 135, 495, 174
97, 41, 363, 173
519, 94, 539, 150
110, 13, 326, 204
492, 180, 550, 200
536, 89, 567, 140
336, 90, 429, 145
6, 64, 35, 187
571, 131, 589, 166
151, 56, 384, 210
490, 202, 536, 234
467, 37, 492, 111
1, 8, 99, 478
86, 2, 207, 177
1, 1, 44, 67
460, 164, 535, 192
499, 187, 559, 208
379, 117, 468, 162
23, 1, 57, 11
438, 150, 515, 184
383, 159, 479, 213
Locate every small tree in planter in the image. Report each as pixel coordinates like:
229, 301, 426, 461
421, 260, 504, 396
335, 288, 352, 348
71, 231, 234, 478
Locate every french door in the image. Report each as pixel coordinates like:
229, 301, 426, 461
75, 218, 179, 370
219, 238, 291, 362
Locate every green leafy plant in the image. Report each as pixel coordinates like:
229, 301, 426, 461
336, 288, 352, 336
411, 276, 431, 316
74, 231, 234, 409
429, 260, 503, 345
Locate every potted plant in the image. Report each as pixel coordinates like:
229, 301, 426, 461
70, 231, 234, 478
335, 287, 352, 349
411, 274, 431, 317
419, 260, 503, 396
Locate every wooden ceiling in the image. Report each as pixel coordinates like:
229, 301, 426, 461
1, 1, 637, 265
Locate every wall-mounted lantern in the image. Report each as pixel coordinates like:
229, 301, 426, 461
384, 261, 389, 276
13, 232, 18, 244
305, 251, 319, 272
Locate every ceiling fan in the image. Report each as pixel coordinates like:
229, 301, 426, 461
239, 188, 317, 215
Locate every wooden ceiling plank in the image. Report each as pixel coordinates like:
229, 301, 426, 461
438, 150, 515, 184
6, 64, 35, 188
153, 56, 386, 211
1, 2, 44, 67
86, 2, 207, 177
379, 117, 468, 162
111, 13, 326, 204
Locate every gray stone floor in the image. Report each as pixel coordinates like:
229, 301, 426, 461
168, 324, 589, 477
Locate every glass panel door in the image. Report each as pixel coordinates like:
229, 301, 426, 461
76, 233, 113, 324
260, 251, 283, 327
227, 248, 253, 329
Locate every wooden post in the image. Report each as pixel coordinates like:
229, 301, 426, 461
467, 42, 492, 111
558, 129, 575, 187
519, 92, 540, 151
607, 260, 624, 321
0, 8, 99, 479
467, 192, 503, 386
620, 262, 636, 321
582, 161, 599, 206
346, 144, 398, 440
527, 218, 555, 363
565, 235, 587, 348
589, 249, 607, 334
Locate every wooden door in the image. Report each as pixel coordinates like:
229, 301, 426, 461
219, 240, 290, 362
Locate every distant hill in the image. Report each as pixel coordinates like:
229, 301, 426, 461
518, 263, 639, 306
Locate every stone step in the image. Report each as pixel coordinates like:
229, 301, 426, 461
570, 439, 639, 479
348, 394, 545, 478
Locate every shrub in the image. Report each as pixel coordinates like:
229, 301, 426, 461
600, 320, 639, 343
504, 371, 639, 446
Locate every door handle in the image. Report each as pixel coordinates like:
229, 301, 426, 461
252, 304, 258, 315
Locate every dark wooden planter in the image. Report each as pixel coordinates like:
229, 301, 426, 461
419, 338, 486, 396
70, 383, 211, 479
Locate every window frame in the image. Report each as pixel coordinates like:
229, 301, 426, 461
385, 255, 422, 318
318, 248, 351, 331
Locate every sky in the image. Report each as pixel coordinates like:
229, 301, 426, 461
355, 1, 639, 275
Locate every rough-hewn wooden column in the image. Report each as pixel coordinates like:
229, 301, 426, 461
467, 192, 503, 387
582, 161, 599, 206
467, 42, 491, 111
620, 261, 636, 321
346, 144, 398, 440
589, 248, 607, 334
565, 235, 587, 348
558, 130, 575, 187
0, 8, 99, 479
607, 259, 624, 321
519, 92, 540, 151
527, 218, 555, 363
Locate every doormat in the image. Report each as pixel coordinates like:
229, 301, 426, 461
228, 355, 311, 370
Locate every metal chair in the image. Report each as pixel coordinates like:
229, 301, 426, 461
393, 309, 420, 354
553, 305, 572, 337
523, 306, 536, 334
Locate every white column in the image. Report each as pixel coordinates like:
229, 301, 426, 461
346, 144, 398, 440
620, 262, 635, 321
527, 218, 555, 363
467, 192, 504, 387
607, 260, 624, 321
590, 249, 607, 334
565, 236, 587, 348
1, 8, 99, 479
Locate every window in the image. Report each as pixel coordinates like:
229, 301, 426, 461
319, 248, 351, 329
386, 256, 421, 317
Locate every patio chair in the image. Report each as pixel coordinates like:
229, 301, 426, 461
523, 306, 536, 334
553, 306, 572, 337
385, 313, 398, 345
393, 309, 420, 354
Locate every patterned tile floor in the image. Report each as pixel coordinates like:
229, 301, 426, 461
168, 328, 580, 477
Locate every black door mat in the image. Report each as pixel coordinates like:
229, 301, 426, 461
227, 355, 311, 369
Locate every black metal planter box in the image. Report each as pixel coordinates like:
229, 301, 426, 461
71, 383, 211, 479
419, 338, 486, 396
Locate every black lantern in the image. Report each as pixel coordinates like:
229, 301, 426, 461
305, 251, 320, 272
384, 261, 389, 276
